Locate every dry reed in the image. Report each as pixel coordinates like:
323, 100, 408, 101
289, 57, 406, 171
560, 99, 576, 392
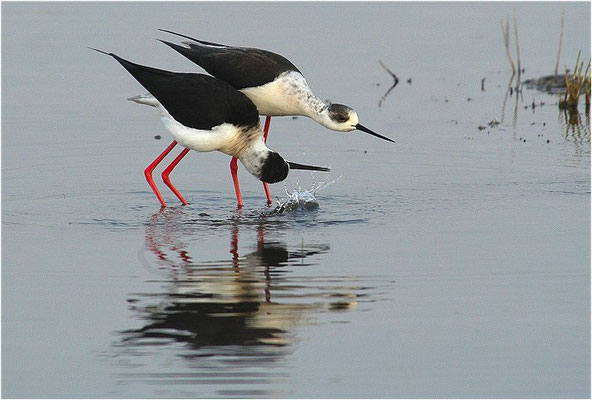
559, 51, 591, 110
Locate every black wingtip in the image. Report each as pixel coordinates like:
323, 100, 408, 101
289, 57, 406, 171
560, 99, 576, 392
88, 49, 147, 77
88, 48, 128, 67
156, 38, 172, 46
158, 28, 199, 42
158, 28, 178, 35
88, 47, 111, 56
156, 39, 186, 51
158, 29, 223, 47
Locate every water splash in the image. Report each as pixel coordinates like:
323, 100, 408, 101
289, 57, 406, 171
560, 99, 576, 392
272, 176, 341, 215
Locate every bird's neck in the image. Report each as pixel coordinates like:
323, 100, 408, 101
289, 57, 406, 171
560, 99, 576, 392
295, 88, 327, 123
219, 122, 262, 158
237, 137, 270, 179
303, 96, 329, 122
280, 71, 328, 121
309, 106, 336, 129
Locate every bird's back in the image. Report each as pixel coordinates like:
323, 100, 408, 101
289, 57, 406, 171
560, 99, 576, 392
109, 53, 260, 131
159, 30, 301, 90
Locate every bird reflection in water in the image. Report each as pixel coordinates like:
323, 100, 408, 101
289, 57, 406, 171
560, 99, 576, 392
114, 208, 367, 394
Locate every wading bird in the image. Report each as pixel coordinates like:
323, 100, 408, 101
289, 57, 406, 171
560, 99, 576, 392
92, 49, 329, 208
131, 30, 395, 205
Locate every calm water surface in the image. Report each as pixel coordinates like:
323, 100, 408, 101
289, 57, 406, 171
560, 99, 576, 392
2, 2, 590, 398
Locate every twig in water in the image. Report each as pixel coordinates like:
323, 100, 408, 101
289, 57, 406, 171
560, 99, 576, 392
500, 16, 516, 77
379, 59, 400, 85
555, 8, 565, 75
586, 65, 591, 113
500, 79, 511, 123
379, 84, 397, 109
378, 60, 400, 108
513, 9, 522, 87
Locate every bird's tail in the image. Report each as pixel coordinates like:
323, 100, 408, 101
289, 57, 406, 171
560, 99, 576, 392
127, 94, 159, 107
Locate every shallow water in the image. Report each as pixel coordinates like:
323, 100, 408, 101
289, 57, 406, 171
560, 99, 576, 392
2, 2, 590, 398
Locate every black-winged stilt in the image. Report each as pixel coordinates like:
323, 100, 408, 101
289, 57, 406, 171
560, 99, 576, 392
91, 49, 330, 208
133, 30, 395, 206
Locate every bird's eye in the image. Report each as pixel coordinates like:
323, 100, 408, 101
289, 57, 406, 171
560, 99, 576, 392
336, 115, 348, 123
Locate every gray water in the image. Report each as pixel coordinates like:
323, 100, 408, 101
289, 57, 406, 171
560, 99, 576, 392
2, 2, 590, 398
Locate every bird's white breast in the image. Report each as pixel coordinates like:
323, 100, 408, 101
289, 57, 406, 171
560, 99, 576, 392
240, 71, 324, 117
160, 110, 237, 153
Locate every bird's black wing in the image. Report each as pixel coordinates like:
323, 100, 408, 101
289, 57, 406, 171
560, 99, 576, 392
106, 53, 260, 130
159, 30, 301, 89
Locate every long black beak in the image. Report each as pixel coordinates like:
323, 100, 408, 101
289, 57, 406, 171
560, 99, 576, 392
355, 123, 395, 143
288, 162, 331, 172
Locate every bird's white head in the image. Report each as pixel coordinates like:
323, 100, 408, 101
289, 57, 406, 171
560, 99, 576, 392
319, 104, 395, 143
321, 103, 359, 131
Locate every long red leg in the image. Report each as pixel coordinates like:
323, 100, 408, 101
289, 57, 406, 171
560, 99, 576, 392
262, 116, 272, 205
230, 157, 243, 208
144, 140, 177, 208
162, 147, 190, 205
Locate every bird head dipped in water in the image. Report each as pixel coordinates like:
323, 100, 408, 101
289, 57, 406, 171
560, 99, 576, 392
254, 151, 330, 184
231, 137, 329, 185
